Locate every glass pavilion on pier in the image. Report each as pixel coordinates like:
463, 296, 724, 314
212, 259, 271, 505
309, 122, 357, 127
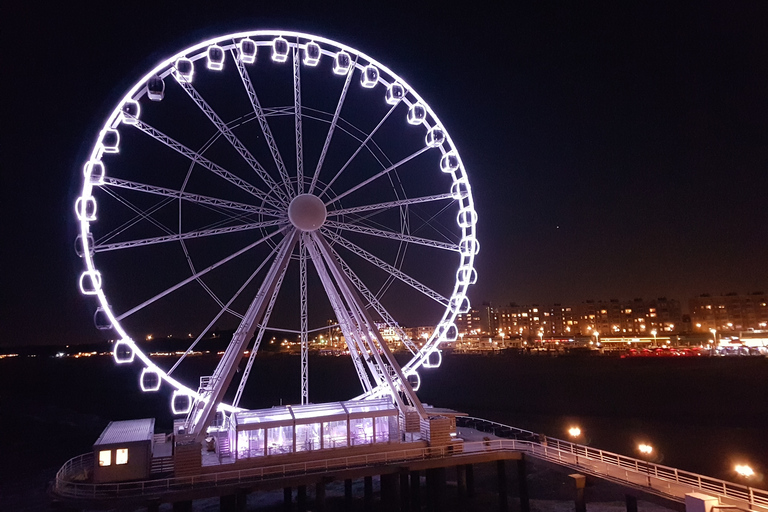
231, 398, 400, 460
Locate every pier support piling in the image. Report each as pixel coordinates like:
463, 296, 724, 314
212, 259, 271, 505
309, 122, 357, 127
569, 474, 587, 512
426, 467, 447, 512
344, 479, 353, 510
498, 460, 509, 512
410, 470, 421, 511
297, 485, 307, 512
466, 464, 475, 499
400, 469, 411, 512
457, 464, 467, 501
220, 490, 247, 512
626, 494, 638, 512
517, 458, 530, 512
364, 476, 374, 510
381, 473, 399, 510
172, 501, 192, 512
284, 487, 292, 511
315, 480, 326, 512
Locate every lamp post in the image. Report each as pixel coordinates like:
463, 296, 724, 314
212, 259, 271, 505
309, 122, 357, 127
638, 443, 653, 486
709, 328, 717, 355
651, 329, 657, 347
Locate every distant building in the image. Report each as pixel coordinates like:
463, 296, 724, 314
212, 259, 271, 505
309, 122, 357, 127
689, 292, 768, 332
455, 309, 483, 335
459, 298, 683, 340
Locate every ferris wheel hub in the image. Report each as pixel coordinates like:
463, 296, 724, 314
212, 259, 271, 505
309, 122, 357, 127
288, 193, 327, 232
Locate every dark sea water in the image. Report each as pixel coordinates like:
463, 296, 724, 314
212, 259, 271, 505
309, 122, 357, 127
1, 352, 766, 509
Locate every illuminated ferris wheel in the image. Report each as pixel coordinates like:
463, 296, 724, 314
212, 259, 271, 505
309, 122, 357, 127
75, 30, 478, 438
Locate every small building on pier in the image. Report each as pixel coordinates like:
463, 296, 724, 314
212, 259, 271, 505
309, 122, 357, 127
93, 418, 155, 483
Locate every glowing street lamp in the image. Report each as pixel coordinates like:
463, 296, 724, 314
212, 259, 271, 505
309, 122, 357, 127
735, 464, 754, 478
638, 443, 653, 486
709, 328, 717, 355
651, 329, 657, 346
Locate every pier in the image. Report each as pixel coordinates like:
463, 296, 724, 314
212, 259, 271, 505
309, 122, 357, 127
51, 417, 768, 512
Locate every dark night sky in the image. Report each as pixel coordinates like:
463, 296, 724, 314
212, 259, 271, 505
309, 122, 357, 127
2, 1, 767, 346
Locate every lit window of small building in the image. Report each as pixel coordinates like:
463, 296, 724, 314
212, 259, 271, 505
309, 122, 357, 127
99, 450, 111, 466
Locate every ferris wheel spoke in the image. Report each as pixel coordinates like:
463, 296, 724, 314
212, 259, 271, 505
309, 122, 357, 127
299, 234, 309, 404
321, 229, 449, 307
318, 103, 397, 197
168, 240, 283, 377
324, 220, 459, 252
95, 219, 285, 253
294, 44, 304, 196
173, 75, 291, 205
131, 119, 284, 209
103, 177, 282, 217
308, 55, 357, 195
232, 248, 291, 408
325, 146, 431, 205
326, 193, 454, 217
232, 50, 292, 195
115, 226, 288, 322
326, 243, 419, 355
304, 234, 374, 393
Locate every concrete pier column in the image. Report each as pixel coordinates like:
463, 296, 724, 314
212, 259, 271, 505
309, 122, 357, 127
497, 460, 509, 512
426, 467, 446, 512
364, 476, 374, 510
344, 479, 353, 510
146, 501, 160, 512
465, 464, 475, 499
315, 481, 326, 512
456, 464, 467, 501
517, 458, 530, 512
400, 470, 411, 512
173, 501, 193, 512
284, 487, 292, 511
626, 494, 638, 512
569, 474, 587, 512
410, 470, 421, 511
220, 494, 236, 512
297, 485, 308, 512
381, 473, 399, 510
